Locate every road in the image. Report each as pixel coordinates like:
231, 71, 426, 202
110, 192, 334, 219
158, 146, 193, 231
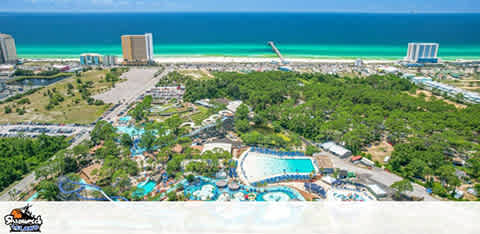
0, 68, 169, 201
0, 131, 91, 201
298, 136, 437, 201
0, 124, 91, 137
100, 67, 171, 122
323, 152, 437, 201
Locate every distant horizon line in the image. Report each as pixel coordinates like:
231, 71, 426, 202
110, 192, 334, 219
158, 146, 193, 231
1, 10, 480, 14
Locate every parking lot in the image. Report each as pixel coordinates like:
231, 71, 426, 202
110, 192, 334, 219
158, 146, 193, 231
0, 124, 91, 137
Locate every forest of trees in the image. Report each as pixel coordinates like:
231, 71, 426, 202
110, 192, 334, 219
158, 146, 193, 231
172, 71, 480, 197
0, 135, 68, 192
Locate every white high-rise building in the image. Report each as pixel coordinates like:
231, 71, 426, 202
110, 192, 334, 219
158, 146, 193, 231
145, 33, 154, 62
0, 33, 17, 64
405, 43, 439, 63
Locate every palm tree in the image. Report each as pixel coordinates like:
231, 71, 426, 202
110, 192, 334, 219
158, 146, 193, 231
8, 188, 18, 201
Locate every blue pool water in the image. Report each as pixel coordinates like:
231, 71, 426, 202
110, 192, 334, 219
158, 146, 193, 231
26, 192, 38, 202
79, 179, 99, 191
116, 126, 145, 137
134, 180, 157, 197
184, 176, 305, 201
118, 116, 132, 123
241, 153, 316, 183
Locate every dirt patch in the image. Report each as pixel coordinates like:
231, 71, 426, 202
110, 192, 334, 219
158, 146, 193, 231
408, 90, 467, 109
363, 141, 394, 164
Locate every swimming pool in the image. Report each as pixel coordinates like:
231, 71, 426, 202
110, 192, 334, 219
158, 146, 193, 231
118, 116, 132, 123
133, 180, 157, 197
240, 151, 317, 184
116, 126, 145, 137
26, 192, 38, 202
184, 176, 305, 201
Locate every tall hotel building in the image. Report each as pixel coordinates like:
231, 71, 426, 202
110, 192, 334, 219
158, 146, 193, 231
405, 42, 439, 63
121, 33, 154, 65
0, 33, 17, 64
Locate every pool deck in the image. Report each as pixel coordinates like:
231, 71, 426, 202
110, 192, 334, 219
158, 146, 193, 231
237, 149, 319, 185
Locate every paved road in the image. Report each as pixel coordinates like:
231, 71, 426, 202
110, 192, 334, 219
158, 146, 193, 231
0, 68, 170, 201
323, 152, 437, 201
93, 68, 158, 104
298, 136, 437, 201
99, 67, 171, 122
0, 130, 91, 201
0, 124, 91, 137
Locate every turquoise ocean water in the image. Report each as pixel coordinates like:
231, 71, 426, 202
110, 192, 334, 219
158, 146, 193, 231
2, 13, 480, 60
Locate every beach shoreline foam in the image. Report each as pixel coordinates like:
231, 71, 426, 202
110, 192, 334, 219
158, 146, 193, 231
22, 56, 398, 64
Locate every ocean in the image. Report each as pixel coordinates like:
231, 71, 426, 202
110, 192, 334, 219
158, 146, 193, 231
2, 12, 480, 60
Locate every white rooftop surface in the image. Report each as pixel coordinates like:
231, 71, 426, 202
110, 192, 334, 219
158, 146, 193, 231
367, 184, 387, 196
227, 100, 243, 112
0, 64, 14, 70
320, 141, 351, 156
322, 175, 336, 185
201, 143, 232, 154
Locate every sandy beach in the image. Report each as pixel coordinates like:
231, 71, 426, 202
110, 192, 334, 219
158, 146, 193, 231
24, 56, 397, 64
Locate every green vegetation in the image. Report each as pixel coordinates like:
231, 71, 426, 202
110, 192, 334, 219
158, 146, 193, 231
8, 72, 72, 84
166, 70, 480, 198
0, 87, 43, 105
190, 106, 209, 125
0, 135, 68, 192
390, 179, 414, 200
129, 95, 152, 121
0, 69, 121, 124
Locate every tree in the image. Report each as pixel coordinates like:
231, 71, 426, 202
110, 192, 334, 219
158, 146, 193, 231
390, 179, 413, 200
436, 165, 460, 191
37, 180, 60, 201
139, 130, 156, 152
63, 157, 79, 174
305, 145, 318, 156
235, 119, 250, 133
167, 191, 177, 201
467, 157, 480, 179
8, 188, 19, 201
165, 114, 183, 137
73, 143, 89, 157
235, 104, 249, 120
474, 184, 480, 196
120, 134, 133, 148
91, 121, 117, 144
186, 174, 195, 183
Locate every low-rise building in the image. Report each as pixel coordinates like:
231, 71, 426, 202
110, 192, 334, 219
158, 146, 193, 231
0, 64, 15, 77
103, 55, 117, 66
360, 157, 375, 167
367, 184, 387, 198
319, 141, 352, 158
80, 53, 102, 66
226, 100, 243, 113
145, 86, 185, 103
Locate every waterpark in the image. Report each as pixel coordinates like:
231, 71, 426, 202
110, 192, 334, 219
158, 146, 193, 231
183, 176, 305, 201
239, 147, 319, 185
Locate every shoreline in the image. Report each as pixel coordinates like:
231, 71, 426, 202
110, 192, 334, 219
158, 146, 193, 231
20, 56, 400, 64
20, 56, 480, 64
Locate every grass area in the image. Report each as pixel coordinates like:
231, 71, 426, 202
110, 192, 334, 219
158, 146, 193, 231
241, 125, 302, 149
190, 106, 210, 125
363, 140, 394, 164
0, 69, 117, 124
179, 69, 214, 80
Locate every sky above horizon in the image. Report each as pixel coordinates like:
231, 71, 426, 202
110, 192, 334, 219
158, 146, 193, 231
2, 0, 480, 13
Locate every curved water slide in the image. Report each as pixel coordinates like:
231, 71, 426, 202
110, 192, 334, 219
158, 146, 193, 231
58, 177, 129, 202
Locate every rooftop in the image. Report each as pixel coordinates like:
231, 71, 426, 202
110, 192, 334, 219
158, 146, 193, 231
201, 142, 232, 154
